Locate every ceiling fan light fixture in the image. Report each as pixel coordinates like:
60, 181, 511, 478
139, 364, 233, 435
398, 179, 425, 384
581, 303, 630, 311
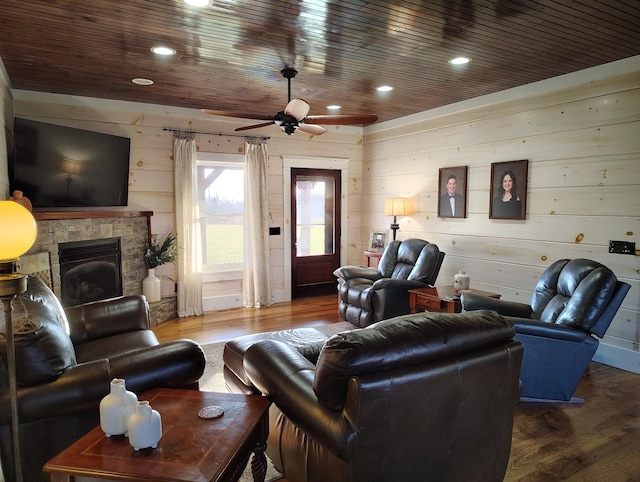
183, 0, 213, 7
448, 56, 471, 65
376, 85, 394, 92
151, 46, 176, 56
132, 78, 154, 86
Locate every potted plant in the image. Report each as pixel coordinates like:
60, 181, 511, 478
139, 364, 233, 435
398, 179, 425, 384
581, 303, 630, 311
142, 232, 177, 302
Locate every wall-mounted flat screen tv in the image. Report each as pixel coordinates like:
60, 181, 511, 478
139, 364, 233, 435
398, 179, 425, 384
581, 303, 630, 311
10, 118, 131, 209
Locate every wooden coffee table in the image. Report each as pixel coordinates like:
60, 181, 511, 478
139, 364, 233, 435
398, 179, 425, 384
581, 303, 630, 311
44, 388, 270, 482
409, 285, 501, 314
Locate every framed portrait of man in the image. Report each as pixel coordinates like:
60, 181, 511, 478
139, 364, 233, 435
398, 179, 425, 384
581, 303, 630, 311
489, 160, 528, 220
438, 166, 468, 218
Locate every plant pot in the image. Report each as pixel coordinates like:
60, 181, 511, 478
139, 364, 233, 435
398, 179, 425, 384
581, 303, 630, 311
142, 268, 161, 303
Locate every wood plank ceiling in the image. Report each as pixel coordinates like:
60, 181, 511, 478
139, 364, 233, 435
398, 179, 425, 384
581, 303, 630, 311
1, 0, 638, 126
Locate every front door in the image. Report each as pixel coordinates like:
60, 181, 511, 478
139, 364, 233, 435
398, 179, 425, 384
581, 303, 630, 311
291, 168, 341, 298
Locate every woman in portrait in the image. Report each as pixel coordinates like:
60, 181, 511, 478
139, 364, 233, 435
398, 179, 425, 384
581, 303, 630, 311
492, 170, 522, 218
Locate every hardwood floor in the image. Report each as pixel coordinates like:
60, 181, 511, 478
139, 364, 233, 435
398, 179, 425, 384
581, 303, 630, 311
152, 296, 640, 481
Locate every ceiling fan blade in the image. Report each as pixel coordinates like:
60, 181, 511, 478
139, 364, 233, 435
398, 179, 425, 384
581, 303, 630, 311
298, 124, 327, 135
234, 121, 276, 132
284, 99, 310, 121
304, 114, 378, 126
201, 109, 274, 121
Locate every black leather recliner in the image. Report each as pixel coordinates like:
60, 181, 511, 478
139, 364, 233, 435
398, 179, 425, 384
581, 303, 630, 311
461, 258, 630, 402
0, 277, 206, 482
243, 310, 523, 482
334, 238, 445, 327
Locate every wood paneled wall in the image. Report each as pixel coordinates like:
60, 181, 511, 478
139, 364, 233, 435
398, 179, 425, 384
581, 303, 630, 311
363, 57, 640, 373
10, 93, 363, 308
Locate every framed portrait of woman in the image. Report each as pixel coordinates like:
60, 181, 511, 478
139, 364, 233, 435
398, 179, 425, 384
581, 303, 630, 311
438, 166, 468, 218
489, 160, 528, 220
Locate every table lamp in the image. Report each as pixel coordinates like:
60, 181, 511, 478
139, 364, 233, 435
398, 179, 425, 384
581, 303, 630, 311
384, 198, 407, 240
0, 200, 38, 482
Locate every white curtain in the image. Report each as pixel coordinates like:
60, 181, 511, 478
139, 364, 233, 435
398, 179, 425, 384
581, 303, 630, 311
243, 138, 272, 307
173, 133, 203, 317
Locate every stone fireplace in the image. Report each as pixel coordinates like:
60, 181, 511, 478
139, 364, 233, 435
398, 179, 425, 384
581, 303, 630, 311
26, 211, 176, 324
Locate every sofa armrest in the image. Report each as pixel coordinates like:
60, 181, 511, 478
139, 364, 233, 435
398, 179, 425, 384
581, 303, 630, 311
371, 278, 426, 291
0, 359, 112, 425
512, 319, 592, 343
244, 340, 354, 458
333, 266, 381, 282
461, 292, 533, 318
66, 295, 151, 345
108, 339, 206, 393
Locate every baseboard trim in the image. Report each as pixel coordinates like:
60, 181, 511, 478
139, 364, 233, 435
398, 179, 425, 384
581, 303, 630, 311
593, 343, 640, 375
202, 290, 287, 312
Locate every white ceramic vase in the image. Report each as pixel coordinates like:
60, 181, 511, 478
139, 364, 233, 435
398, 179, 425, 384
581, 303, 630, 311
453, 270, 470, 291
142, 268, 161, 303
128, 401, 162, 450
99, 378, 138, 437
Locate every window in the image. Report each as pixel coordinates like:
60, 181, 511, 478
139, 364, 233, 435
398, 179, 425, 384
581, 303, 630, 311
197, 153, 244, 272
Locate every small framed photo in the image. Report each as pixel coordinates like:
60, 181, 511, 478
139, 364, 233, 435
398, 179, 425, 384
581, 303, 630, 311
438, 166, 468, 218
489, 160, 528, 220
368, 229, 388, 252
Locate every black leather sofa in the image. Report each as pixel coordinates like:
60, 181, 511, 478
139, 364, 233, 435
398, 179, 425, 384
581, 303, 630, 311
226, 310, 523, 482
0, 276, 206, 482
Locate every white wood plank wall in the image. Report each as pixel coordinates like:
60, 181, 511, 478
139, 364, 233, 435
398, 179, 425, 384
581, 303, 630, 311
364, 57, 640, 373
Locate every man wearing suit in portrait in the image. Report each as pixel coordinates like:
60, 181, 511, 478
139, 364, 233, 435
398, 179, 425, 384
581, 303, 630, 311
439, 174, 464, 217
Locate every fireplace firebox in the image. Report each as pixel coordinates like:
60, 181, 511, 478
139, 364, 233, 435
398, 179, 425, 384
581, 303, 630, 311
59, 238, 123, 307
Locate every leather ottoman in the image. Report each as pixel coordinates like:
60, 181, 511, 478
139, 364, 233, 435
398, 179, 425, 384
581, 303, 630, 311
223, 328, 329, 394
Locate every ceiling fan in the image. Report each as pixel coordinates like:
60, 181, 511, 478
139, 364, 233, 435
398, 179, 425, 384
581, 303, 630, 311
202, 67, 378, 135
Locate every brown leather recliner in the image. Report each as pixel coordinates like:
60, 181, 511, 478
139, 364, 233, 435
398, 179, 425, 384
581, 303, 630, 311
244, 310, 523, 482
334, 238, 445, 327
0, 277, 206, 482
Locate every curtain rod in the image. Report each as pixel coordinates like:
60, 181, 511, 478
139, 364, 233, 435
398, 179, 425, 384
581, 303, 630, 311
162, 128, 269, 140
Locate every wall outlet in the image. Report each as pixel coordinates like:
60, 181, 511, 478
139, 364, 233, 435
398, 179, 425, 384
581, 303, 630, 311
609, 240, 635, 255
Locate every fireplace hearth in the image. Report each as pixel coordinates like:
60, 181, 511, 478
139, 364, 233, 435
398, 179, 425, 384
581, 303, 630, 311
59, 237, 123, 307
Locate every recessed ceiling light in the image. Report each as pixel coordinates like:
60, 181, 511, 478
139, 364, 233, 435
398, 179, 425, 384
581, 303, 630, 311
376, 85, 394, 92
448, 57, 470, 65
327, 105, 341, 110
151, 46, 176, 56
132, 78, 154, 86
183, 0, 213, 6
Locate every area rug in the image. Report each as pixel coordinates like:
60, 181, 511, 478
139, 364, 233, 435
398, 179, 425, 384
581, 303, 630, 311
200, 321, 354, 482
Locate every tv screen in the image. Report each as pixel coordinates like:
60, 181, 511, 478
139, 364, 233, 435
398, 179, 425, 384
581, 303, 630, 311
11, 118, 131, 209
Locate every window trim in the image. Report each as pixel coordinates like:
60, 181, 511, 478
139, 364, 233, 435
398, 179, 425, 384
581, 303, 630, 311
197, 152, 244, 275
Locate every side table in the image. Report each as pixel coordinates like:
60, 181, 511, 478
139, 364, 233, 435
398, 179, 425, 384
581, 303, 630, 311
44, 388, 270, 482
409, 285, 501, 314
363, 250, 382, 267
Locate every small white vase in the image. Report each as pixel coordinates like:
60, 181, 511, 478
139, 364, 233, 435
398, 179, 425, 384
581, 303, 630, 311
128, 401, 162, 450
453, 270, 470, 291
99, 378, 138, 437
142, 268, 161, 303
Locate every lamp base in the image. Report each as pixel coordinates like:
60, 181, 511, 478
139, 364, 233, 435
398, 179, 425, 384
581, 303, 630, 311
390, 217, 399, 241
0, 272, 28, 297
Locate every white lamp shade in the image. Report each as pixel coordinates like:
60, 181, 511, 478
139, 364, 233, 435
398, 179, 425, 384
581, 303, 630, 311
384, 198, 407, 216
0, 201, 38, 261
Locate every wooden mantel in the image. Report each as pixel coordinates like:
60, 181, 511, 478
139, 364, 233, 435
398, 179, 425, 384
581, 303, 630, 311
33, 211, 153, 221
32, 211, 154, 242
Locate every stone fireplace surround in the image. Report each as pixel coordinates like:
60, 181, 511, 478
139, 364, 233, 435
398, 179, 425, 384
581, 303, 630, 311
26, 211, 177, 325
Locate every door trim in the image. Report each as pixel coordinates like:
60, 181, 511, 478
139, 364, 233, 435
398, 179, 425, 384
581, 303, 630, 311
283, 156, 349, 302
